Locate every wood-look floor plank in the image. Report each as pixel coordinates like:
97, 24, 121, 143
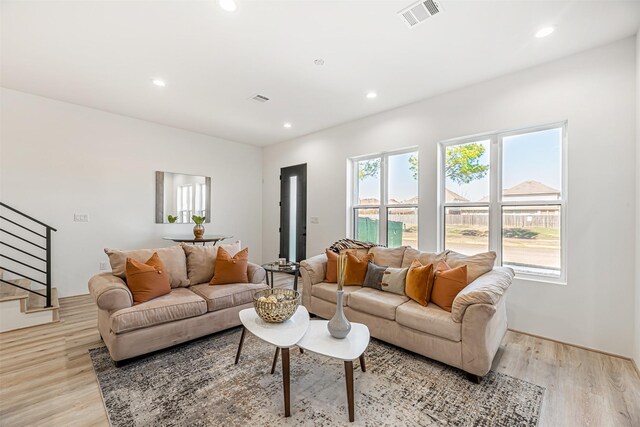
0, 279, 638, 427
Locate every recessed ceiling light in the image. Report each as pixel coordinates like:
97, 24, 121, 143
283, 122, 292, 129
535, 26, 554, 38
152, 79, 166, 87
314, 59, 325, 66
366, 91, 377, 99
219, 0, 237, 12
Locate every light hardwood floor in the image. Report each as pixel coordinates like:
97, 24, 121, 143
1, 287, 639, 426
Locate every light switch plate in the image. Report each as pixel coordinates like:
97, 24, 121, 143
74, 213, 89, 222
310, 216, 319, 224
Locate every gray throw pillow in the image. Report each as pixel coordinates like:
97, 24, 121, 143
381, 267, 408, 295
362, 262, 387, 290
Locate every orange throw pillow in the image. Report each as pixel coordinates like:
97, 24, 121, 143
125, 252, 171, 305
210, 247, 249, 285
343, 251, 374, 286
431, 261, 467, 312
325, 249, 338, 283
405, 259, 434, 306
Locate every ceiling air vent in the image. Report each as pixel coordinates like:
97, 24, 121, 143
249, 94, 270, 103
398, 0, 443, 28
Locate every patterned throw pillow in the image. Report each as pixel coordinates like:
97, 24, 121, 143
381, 267, 409, 295
362, 262, 387, 290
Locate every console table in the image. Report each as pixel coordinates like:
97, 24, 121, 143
162, 235, 232, 246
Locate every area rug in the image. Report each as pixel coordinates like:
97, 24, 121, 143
89, 328, 544, 426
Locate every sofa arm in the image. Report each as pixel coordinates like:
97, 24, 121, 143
451, 267, 514, 323
247, 262, 266, 284
300, 253, 328, 308
88, 273, 133, 312
461, 297, 508, 376
300, 253, 327, 286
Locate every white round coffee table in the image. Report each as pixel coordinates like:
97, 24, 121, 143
235, 306, 310, 417
296, 320, 370, 422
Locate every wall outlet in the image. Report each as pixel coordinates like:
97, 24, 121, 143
74, 213, 89, 222
99, 261, 109, 271
310, 216, 319, 224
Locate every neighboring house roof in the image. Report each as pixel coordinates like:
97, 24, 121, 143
503, 180, 560, 196
403, 196, 419, 205
445, 189, 469, 202
358, 198, 380, 205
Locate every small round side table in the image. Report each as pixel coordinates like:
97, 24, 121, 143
262, 262, 300, 291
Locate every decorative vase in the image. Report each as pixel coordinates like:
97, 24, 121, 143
327, 290, 351, 339
193, 224, 205, 239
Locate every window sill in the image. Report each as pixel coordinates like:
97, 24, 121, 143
512, 273, 567, 286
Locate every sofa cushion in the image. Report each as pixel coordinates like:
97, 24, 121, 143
344, 252, 374, 286
431, 262, 468, 312
190, 282, 268, 312
396, 300, 461, 342
105, 245, 189, 288
362, 262, 387, 290
381, 267, 408, 295
311, 282, 361, 306
348, 288, 409, 320
445, 250, 496, 284
210, 247, 249, 285
325, 249, 338, 283
405, 259, 434, 307
125, 253, 171, 304
401, 248, 448, 269
182, 241, 242, 284
368, 246, 406, 268
110, 288, 206, 334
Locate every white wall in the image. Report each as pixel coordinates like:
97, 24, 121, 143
263, 37, 637, 357
0, 89, 263, 297
635, 30, 640, 367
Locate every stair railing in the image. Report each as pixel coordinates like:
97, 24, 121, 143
0, 202, 57, 308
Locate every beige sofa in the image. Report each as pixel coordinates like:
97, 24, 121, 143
88, 244, 267, 363
299, 246, 514, 380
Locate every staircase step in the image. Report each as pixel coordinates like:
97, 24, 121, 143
0, 287, 59, 333
0, 279, 30, 302
25, 288, 59, 314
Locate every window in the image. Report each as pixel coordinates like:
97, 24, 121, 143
194, 183, 207, 218
177, 184, 193, 223
177, 183, 207, 223
439, 123, 566, 281
351, 149, 418, 248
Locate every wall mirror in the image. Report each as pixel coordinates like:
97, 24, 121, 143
155, 171, 211, 224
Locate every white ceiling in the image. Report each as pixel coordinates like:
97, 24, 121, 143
2, 1, 639, 146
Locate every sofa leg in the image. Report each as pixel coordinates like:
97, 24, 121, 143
466, 373, 482, 384
114, 360, 122, 368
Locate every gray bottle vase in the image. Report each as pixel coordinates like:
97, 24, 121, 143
327, 290, 351, 339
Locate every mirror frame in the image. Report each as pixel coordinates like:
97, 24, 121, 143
155, 171, 211, 224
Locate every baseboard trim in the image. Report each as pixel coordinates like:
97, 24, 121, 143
507, 328, 632, 362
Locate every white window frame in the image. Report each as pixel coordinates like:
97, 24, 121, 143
177, 184, 193, 223
438, 121, 568, 284
350, 147, 419, 247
